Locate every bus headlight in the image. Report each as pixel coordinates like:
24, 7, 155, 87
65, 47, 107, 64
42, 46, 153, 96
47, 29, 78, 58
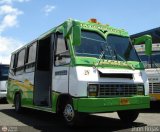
88, 84, 98, 97
137, 85, 144, 95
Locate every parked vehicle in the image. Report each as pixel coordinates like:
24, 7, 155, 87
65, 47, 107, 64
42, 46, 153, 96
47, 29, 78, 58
132, 27, 160, 101
0, 64, 9, 100
7, 19, 152, 126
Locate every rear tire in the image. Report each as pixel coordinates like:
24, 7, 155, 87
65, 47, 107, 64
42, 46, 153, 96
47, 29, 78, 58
117, 110, 139, 124
14, 94, 22, 113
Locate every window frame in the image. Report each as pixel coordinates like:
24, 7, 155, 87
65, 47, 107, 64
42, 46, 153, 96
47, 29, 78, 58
26, 41, 37, 64
55, 34, 68, 54
17, 48, 26, 68
10, 54, 16, 69
54, 33, 70, 66
25, 41, 37, 73
15, 48, 26, 75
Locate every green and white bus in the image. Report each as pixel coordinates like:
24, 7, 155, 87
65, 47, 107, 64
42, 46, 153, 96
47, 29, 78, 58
132, 27, 160, 101
7, 19, 152, 126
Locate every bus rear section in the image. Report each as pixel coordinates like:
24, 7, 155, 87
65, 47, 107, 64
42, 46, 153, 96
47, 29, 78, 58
0, 64, 9, 100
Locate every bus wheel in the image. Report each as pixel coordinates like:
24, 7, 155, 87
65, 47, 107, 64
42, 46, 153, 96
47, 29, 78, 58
117, 110, 139, 124
63, 100, 78, 126
14, 94, 22, 113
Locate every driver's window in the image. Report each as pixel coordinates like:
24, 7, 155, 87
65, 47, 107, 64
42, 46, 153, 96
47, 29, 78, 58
55, 34, 70, 66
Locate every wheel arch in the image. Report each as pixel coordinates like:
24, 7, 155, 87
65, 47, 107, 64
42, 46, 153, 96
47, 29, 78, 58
56, 93, 72, 113
13, 90, 22, 104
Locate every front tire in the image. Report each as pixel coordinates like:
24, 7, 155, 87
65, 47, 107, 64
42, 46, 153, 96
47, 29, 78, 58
14, 94, 22, 113
117, 110, 139, 124
63, 100, 79, 126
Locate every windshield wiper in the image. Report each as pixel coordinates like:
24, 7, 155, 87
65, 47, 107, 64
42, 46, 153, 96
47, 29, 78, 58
112, 47, 135, 69
94, 43, 135, 70
94, 44, 109, 68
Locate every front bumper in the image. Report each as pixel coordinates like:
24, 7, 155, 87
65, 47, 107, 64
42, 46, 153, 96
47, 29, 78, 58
150, 94, 160, 101
73, 96, 150, 113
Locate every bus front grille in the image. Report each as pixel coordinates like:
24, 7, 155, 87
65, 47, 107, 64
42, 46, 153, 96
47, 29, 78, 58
149, 83, 160, 93
98, 83, 143, 97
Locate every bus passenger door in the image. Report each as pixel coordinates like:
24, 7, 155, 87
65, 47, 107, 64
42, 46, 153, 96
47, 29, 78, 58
34, 36, 53, 107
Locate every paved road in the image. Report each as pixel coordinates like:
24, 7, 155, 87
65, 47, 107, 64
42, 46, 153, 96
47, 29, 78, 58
0, 101, 160, 132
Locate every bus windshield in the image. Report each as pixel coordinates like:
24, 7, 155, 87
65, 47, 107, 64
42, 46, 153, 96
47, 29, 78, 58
138, 51, 160, 68
74, 31, 140, 62
0, 65, 9, 80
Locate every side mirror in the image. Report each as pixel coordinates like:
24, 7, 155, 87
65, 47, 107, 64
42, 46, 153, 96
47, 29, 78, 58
72, 26, 81, 46
132, 35, 152, 56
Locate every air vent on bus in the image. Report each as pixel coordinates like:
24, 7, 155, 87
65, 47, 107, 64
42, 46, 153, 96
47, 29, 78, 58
98, 71, 133, 79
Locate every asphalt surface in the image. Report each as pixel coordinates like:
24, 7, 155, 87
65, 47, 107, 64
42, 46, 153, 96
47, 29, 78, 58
0, 99, 160, 132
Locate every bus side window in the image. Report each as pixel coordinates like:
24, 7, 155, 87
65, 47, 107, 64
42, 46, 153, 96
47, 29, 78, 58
55, 34, 70, 66
25, 42, 37, 72
10, 54, 16, 71
10, 54, 15, 75
16, 48, 25, 75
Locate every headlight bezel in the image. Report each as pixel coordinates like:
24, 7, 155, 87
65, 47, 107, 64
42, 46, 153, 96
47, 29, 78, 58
88, 84, 99, 97
137, 85, 144, 95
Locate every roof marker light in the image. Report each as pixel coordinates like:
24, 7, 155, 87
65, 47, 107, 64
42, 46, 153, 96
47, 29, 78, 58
89, 18, 97, 23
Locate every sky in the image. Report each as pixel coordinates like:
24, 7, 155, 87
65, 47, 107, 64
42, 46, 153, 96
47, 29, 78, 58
0, 0, 160, 64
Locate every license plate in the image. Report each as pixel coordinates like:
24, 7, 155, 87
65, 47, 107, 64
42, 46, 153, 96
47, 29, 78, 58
120, 98, 129, 105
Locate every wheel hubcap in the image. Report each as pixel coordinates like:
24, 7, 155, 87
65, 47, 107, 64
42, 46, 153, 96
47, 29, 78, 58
63, 104, 74, 122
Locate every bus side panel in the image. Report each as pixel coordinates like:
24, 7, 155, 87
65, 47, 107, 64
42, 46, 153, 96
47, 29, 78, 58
51, 92, 59, 112
7, 79, 24, 104
20, 72, 34, 106
7, 79, 17, 104
52, 66, 69, 93
7, 72, 34, 106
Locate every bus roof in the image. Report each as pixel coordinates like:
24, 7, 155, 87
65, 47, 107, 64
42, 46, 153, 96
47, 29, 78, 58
131, 27, 160, 43
38, 19, 129, 39
11, 19, 129, 54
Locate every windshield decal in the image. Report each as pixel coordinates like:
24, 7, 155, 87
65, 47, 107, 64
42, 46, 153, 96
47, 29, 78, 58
98, 60, 134, 69
80, 23, 123, 34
